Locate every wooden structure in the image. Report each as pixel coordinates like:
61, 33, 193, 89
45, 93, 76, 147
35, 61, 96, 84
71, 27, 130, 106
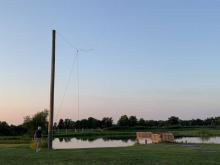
161, 133, 174, 142
151, 134, 162, 143
136, 132, 153, 144
136, 132, 174, 144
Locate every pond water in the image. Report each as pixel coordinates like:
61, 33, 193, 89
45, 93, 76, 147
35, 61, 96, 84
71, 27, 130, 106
53, 137, 135, 149
175, 136, 220, 144
53, 136, 220, 149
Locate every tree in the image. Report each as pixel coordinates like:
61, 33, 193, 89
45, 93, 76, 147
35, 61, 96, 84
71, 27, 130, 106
88, 117, 100, 129
128, 116, 137, 127
101, 117, 113, 128
0, 121, 10, 135
167, 116, 179, 125
138, 118, 145, 126
23, 109, 48, 135
81, 119, 89, 128
191, 119, 203, 126
75, 120, 81, 129
215, 117, 220, 126
58, 119, 64, 129
180, 120, 191, 127
204, 117, 215, 126
146, 120, 158, 127
0, 121, 26, 136
158, 120, 166, 127
64, 119, 72, 129
69, 120, 75, 129
53, 122, 58, 129
117, 115, 129, 127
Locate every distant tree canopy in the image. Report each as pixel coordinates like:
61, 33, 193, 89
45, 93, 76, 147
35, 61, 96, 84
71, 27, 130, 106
129, 116, 138, 127
118, 115, 129, 127
0, 121, 26, 136
23, 109, 48, 135
52, 115, 220, 130
168, 116, 180, 125
2, 110, 220, 136
101, 117, 113, 128
0, 110, 48, 136
138, 118, 145, 126
54, 117, 113, 129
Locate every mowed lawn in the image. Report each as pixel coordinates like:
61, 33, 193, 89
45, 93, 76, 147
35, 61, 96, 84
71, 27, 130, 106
0, 143, 220, 165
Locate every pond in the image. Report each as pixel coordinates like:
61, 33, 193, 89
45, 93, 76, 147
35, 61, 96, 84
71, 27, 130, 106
174, 136, 220, 144
53, 136, 220, 149
53, 137, 135, 149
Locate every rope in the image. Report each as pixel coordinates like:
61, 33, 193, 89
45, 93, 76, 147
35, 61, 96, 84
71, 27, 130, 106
56, 31, 78, 51
76, 50, 80, 120
54, 31, 78, 122
54, 31, 93, 122
54, 53, 77, 122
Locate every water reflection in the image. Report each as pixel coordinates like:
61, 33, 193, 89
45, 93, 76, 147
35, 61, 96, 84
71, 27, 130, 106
57, 136, 135, 143
58, 137, 71, 142
53, 137, 135, 149
200, 136, 210, 142
53, 136, 220, 149
175, 136, 220, 144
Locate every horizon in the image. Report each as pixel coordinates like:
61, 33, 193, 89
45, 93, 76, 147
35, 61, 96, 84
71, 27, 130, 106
2, 111, 220, 126
1, 0, 220, 125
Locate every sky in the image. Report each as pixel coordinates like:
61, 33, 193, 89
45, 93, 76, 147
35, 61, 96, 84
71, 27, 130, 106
0, 0, 220, 125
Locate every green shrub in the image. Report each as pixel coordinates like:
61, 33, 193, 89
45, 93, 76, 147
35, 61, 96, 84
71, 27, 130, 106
30, 138, 48, 149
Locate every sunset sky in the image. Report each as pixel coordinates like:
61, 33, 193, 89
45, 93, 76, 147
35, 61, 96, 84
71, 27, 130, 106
0, 0, 220, 124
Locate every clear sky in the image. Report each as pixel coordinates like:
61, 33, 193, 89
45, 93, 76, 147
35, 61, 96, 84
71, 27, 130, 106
0, 0, 220, 124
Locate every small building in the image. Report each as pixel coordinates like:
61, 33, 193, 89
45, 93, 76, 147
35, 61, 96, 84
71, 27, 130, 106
136, 132, 174, 144
136, 132, 153, 144
161, 133, 174, 142
151, 134, 162, 143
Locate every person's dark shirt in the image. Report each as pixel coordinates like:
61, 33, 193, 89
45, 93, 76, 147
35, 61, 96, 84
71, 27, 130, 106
35, 130, 42, 138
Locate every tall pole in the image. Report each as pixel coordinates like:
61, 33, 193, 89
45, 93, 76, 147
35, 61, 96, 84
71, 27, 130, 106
48, 30, 56, 150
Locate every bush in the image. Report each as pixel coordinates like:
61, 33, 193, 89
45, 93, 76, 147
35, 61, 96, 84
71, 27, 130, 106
30, 138, 48, 149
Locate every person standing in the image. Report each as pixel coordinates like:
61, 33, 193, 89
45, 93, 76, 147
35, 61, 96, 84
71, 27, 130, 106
34, 126, 42, 152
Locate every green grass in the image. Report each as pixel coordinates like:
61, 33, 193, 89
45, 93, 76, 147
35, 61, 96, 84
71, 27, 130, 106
0, 136, 32, 144
1, 143, 220, 165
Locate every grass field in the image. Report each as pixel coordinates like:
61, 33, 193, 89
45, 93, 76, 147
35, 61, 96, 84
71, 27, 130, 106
1, 127, 220, 164
0, 143, 220, 165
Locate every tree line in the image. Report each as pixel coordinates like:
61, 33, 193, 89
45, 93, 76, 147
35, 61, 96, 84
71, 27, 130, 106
54, 115, 220, 130
1, 110, 220, 136
0, 110, 48, 136
54, 117, 113, 129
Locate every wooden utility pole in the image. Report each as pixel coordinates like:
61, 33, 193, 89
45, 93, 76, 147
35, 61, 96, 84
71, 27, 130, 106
48, 30, 56, 150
